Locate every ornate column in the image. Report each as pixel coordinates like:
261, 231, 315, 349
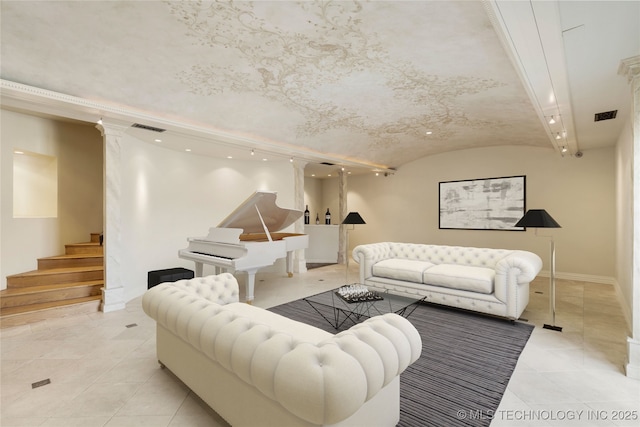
619, 55, 640, 379
96, 121, 128, 312
293, 159, 307, 273
338, 169, 347, 264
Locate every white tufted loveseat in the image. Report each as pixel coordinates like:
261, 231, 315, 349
352, 243, 542, 320
142, 273, 422, 427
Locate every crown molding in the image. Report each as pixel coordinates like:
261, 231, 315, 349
483, 0, 578, 157
619, 55, 640, 82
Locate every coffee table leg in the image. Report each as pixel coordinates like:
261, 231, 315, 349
396, 297, 426, 318
304, 300, 358, 329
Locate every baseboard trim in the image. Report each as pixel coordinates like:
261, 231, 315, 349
536, 270, 615, 285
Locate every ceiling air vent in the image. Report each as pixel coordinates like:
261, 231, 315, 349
594, 110, 617, 122
131, 123, 166, 133
320, 162, 335, 166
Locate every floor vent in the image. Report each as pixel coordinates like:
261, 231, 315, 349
132, 123, 166, 133
32, 378, 51, 389
594, 110, 617, 122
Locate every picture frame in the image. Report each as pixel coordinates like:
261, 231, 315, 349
439, 175, 526, 231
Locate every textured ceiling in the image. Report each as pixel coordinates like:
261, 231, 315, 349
1, 1, 637, 174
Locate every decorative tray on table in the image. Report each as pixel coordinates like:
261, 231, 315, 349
335, 285, 383, 303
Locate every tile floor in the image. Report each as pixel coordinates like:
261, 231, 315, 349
1, 264, 638, 426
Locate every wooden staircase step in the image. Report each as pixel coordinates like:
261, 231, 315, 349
0, 296, 102, 329
6, 266, 104, 288
2, 233, 105, 327
65, 242, 103, 255
38, 253, 104, 270
0, 281, 103, 308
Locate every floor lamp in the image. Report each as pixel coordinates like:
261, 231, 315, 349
342, 212, 366, 284
515, 209, 562, 331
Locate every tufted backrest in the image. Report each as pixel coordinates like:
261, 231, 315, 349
170, 273, 239, 304
142, 282, 422, 425
386, 242, 512, 268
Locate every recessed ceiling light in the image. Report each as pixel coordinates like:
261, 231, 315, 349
425, 131, 433, 135
262, 158, 268, 161
185, 148, 191, 152
14, 150, 24, 154
154, 139, 162, 143
227, 156, 233, 159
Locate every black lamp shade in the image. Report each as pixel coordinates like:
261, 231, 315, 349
342, 212, 366, 225
515, 209, 561, 228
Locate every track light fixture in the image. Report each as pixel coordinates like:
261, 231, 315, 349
548, 115, 556, 125
555, 132, 561, 140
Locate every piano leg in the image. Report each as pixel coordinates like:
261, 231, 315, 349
244, 268, 260, 304
195, 262, 203, 277
286, 251, 294, 278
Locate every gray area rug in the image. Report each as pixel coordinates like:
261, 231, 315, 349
269, 298, 533, 427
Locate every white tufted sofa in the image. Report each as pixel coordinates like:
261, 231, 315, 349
352, 243, 542, 320
142, 273, 422, 427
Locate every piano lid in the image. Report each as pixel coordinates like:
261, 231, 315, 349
217, 191, 303, 234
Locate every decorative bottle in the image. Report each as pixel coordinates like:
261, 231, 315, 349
325, 208, 331, 225
304, 205, 310, 224
315, 213, 320, 224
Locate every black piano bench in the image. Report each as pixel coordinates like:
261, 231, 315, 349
147, 267, 194, 289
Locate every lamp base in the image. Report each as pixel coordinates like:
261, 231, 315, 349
543, 324, 563, 332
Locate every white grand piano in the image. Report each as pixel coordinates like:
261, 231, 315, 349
178, 191, 308, 303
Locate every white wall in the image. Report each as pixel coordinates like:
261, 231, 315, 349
615, 118, 634, 321
344, 145, 616, 281
322, 178, 341, 225
12, 151, 58, 218
119, 135, 296, 302
304, 176, 341, 224
1, 110, 103, 289
303, 176, 323, 224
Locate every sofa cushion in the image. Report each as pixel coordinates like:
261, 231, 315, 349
422, 264, 495, 294
372, 259, 435, 283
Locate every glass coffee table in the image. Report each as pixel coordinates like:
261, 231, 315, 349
303, 285, 425, 329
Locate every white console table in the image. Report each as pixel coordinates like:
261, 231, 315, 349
305, 225, 339, 263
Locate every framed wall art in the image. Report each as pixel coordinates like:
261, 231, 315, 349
439, 175, 526, 231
